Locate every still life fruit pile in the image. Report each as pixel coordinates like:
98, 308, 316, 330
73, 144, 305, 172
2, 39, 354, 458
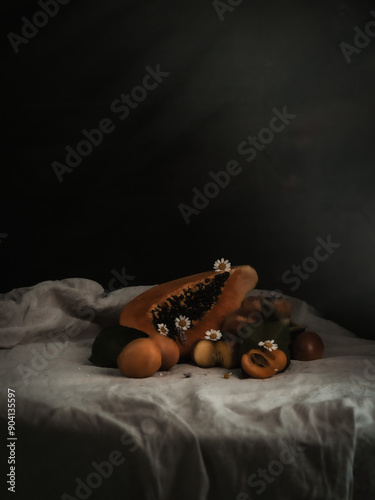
89, 260, 324, 379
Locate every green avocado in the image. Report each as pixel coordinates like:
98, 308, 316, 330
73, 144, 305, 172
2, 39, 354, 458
89, 325, 148, 368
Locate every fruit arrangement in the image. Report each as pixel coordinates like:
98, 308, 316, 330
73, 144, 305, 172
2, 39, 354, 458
119, 259, 258, 358
89, 259, 325, 379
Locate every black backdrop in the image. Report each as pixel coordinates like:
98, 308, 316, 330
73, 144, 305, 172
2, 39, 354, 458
2, 0, 375, 338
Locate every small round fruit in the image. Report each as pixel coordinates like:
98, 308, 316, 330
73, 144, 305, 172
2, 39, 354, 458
222, 307, 256, 336
89, 325, 148, 368
242, 295, 291, 319
191, 339, 239, 369
191, 340, 216, 368
292, 331, 324, 361
117, 338, 162, 378
149, 334, 180, 370
241, 348, 287, 378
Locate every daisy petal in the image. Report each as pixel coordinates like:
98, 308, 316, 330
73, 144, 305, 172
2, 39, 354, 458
213, 258, 232, 272
204, 329, 222, 341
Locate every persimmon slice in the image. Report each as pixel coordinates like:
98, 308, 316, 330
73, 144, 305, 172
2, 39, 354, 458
241, 348, 287, 379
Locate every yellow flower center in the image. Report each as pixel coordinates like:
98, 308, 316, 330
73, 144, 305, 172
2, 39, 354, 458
265, 341, 273, 348
210, 332, 217, 339
219, 263, 226, 270
179, 320, 186, 327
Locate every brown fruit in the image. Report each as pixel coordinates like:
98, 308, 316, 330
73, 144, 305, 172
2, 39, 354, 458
149, 334, 180, 370
242, 295, 292, 320
117, 338, 162, 378
191, 339, 240, 369
222, 307, 259, 337
241, 348, 287, 379
292, 331, 324, 361
119, 265, 258, 358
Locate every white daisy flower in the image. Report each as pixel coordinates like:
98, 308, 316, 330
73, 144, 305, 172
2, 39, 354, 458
204, 329, 222, 341
213, 258, 231, 272
258, 340, 278, 351
174, 315, 191, 331
157, 324, 169, 336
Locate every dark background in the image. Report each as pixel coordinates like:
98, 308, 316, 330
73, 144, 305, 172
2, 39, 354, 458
1, 0, 375, 338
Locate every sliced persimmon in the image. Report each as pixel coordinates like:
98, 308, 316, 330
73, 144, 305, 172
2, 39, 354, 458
241, 348, 287, 379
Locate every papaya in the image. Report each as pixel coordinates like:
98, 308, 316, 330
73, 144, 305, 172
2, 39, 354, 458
119, 265, 258, 358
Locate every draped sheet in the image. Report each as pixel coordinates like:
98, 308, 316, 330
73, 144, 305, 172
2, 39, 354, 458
1, 278, 374, 500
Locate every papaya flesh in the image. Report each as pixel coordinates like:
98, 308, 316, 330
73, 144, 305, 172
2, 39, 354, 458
119, 265, 258, 358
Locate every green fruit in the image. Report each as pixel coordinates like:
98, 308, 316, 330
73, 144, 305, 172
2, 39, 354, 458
89, 325, 148, 368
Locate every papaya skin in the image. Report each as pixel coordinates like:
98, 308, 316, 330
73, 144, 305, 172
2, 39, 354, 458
119, 265, 258, 359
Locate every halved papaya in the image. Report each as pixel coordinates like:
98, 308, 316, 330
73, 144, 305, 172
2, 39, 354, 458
119, 265, 258, 358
